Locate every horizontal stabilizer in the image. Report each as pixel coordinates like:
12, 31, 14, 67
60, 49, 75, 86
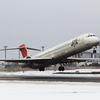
0, 46, 41, 51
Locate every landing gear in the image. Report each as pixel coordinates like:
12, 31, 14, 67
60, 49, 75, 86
39, 66, 45, 71
93, 48, 97, 58
58, 66, 64, 71
93, 48, 96, 53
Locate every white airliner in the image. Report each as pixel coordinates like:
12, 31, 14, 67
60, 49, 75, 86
0, 33, 100, 71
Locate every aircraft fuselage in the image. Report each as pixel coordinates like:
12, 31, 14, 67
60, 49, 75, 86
29, 33, 99, 67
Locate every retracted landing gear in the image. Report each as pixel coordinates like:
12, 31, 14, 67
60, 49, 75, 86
39, 66, 45, 71
58, 66, 64, 71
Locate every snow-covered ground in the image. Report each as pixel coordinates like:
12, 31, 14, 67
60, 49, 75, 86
0, 70, 100, 100
0, 81, 100, 100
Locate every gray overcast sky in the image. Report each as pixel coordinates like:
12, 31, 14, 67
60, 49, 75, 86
0, 0, 100, 58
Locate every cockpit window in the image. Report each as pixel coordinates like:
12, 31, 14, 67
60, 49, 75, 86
88, 34, 96, 37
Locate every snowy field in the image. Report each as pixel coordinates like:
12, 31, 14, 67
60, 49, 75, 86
0, 81, 100, 100
0, 70, 100, 100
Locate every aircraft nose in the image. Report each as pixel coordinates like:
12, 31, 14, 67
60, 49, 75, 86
92, 37, 100, 46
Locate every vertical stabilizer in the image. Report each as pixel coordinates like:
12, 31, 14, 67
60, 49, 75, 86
19, 44, 30, 58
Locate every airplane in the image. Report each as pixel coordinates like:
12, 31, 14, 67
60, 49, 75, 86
0, 33, 99, 71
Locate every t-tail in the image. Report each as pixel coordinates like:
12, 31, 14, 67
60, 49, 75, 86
19, 44, 30, 58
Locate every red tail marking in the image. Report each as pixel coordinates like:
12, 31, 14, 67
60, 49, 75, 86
19, 44, 28, 58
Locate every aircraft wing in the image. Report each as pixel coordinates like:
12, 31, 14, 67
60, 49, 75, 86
0, 57, 100, 64
66, 57, 100, 63
0, 58, 52, 63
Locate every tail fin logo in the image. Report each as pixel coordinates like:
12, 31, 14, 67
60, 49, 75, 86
19, 44, 29, 58
71, 39, 78, 47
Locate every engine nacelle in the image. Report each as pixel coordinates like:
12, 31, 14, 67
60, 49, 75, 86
18, 62, 40, 69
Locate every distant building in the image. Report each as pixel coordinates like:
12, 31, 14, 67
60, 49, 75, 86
74, 52, 100, 66
74, 52, 100, 58
0, 63, 6, 68
5, 63, 19, 68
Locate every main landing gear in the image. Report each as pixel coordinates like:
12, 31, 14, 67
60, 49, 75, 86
58, 66, 64, 71
39, 66, 45, 71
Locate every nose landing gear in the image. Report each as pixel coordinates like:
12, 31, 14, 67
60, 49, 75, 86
92, 46, 97, 53
93, 48, 96, 53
